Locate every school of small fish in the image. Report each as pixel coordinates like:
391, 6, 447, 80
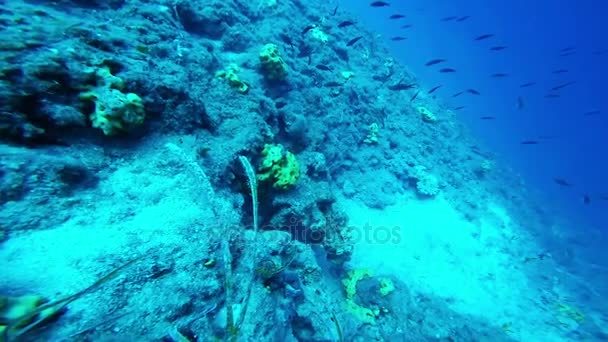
299, 2, 606, 204
362, 1, 605, 204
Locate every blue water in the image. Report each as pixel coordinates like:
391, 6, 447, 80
346, 0, 608, 231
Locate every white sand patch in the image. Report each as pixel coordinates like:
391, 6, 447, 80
340, 194, 566, 341
0, 221, 130, 295
0, 142, 215, 299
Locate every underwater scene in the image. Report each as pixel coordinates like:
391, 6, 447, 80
1, 0, 607, 340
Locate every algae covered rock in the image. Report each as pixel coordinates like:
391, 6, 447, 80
79, 66, 145, 136
259, 43, 288, 82
258, 143, 300, 189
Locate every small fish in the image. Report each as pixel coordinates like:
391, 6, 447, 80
454, 106, 465, 110
551, 81, 576, 91
400, 24, 413, 29
521, 140, 540, 145
480, 116, 495, 120
491, 73, 508, 78
583, 195, 591, 204
316, 64, 332, 71
552, 69, 568, 74
442, 16, 457, 21
474, 34, 495, 41
391, 36, 407, 41
410, 90, 420, 102
600, 196, 608, 201
302, 25, 316, 35
332, 5, 338, 16
370, 1, 390, 7
583, 110, 601, 116
519, 82, 536, 88
467, 89, 480, 95
388, 82, 416, 91
297, 45, 313, 58
338, 20, 355, 28
346, 36, 364, 47
516, 96, 525, 110
452, 91, 464, 97
560, 47, 576, 52
559, 51, 576, 57
428, 85, 442, 94
324, 81, 343, 87
554, 178, 573, 187
592, 49, 608, 55
490, 46, 507, 51
456, 15, 470, 22
440, 68, 456, 73
389, 14, 405, 20
425, 59, 446, 66
544, 93, 560, 98
279, 34, 294, 50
